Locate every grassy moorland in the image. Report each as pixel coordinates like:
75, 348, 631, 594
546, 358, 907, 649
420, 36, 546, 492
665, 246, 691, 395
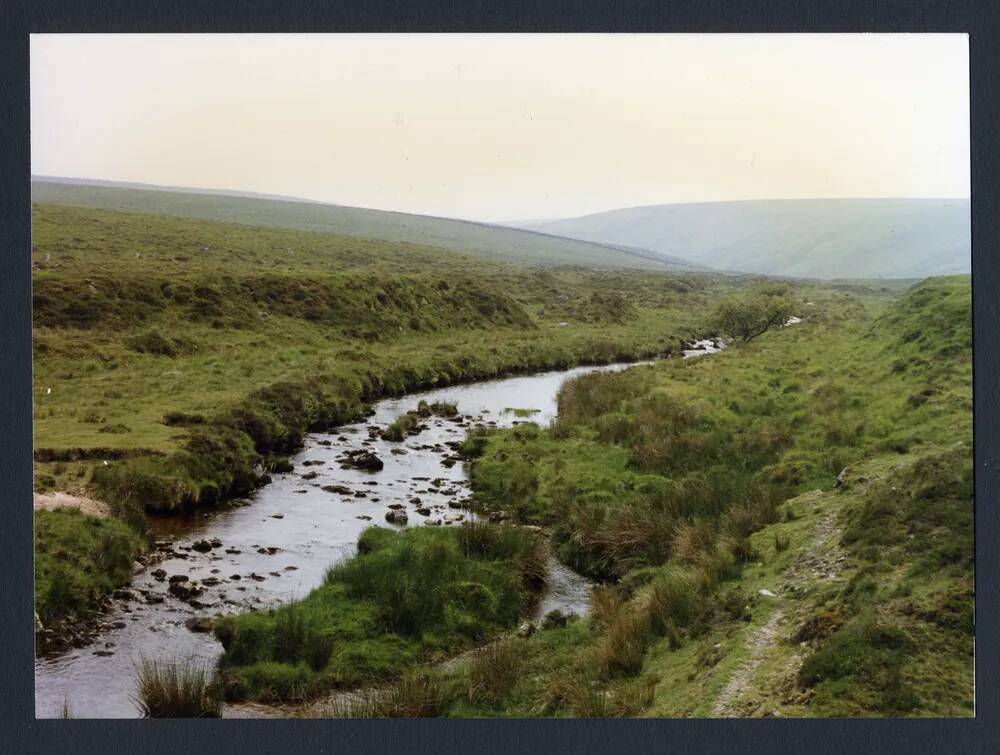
31, 201, 729, 634
423, 276, 971, 718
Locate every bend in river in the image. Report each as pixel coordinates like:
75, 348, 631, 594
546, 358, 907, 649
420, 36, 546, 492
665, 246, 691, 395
35, 358, 673, 718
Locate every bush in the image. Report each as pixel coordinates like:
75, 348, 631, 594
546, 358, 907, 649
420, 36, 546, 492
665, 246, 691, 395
134, 659, 223, 718
710, 286, 797, 343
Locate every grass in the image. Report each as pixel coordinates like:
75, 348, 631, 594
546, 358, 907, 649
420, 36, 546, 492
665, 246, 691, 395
214, 523, 547, 702
133, 659, 223, 718
31, 181, 695, 271
34, 508, 145, 629
460, 276, 972, 718
32, 201, 731, 630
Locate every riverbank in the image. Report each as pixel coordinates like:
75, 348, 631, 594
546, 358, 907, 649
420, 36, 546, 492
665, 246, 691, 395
34, 359, 643, 717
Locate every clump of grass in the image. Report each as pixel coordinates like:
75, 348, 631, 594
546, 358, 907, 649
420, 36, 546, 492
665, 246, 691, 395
217, 525, 545, 703
797, 618, 919, 714
467, 639, 521, 705
381, 412, 421, 442
325, 670, 447, 718
417, 400, 458, 417
126, 328, 182, 357
162, 411, 207, 426
594, 610, 652, 678
773, 532, 791, 554
34, 508, 144, 628
133, 659, 223, 718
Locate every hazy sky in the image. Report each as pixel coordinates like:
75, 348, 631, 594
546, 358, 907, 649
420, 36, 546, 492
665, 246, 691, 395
31, 34, 969, 221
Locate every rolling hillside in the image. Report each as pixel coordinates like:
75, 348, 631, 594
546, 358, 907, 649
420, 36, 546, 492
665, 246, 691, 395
31, 178, 701, 272
514, 198, 970, 279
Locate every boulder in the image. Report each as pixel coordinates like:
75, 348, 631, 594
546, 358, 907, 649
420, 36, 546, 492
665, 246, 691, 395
151, 568, 167, 581
184, 617, 215, 633
339, 449, 384, 472
385, 509, 409, 525
191, 539, 213, 553
835, 467, 850, 488
517, 622, 536, 638
168, 580, 204, 600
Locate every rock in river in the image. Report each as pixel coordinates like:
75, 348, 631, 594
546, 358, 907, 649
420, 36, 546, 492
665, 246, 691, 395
185, 617, 215, 633
385, 509, 409, 525
338, 449, 384, 472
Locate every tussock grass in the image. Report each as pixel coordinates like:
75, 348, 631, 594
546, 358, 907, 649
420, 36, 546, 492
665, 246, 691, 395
467, 639, 521, 705
323, 670, 448, 719
216, 525, 546, 702
133, 659, 223, 718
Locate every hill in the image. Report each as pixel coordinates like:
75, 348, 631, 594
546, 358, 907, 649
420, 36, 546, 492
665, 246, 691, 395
514, 198, 970, 279
31, 178, 701, 272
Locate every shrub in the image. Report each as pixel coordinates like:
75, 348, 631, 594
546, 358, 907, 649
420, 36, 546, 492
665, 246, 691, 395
710, 286, 796, 343
134, 659, 223, 718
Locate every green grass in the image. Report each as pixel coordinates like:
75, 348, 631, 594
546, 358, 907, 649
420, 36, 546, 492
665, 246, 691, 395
34, 508, 145, 629
133, 659, 223, 718
214, 523, 547, 702
31, 202, 736, 632
32, 180, 696, 271
460, 276, 972, 717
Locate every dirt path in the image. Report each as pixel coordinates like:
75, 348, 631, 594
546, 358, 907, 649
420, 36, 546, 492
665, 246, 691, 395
34, 491, 110, 518
711, 495, 847, 718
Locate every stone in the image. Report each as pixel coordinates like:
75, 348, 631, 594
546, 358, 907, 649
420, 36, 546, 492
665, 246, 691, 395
517, 622, 536, 638
835, 467, 850, 488
322, 485, 353, 495
168, 580, 203, 600
185, 617, 215, 633
385, 509, 409, 525
338, 449, 384, 472
151, 568, 167, 581
758, 589, 778, 598
191, 539, 213, 553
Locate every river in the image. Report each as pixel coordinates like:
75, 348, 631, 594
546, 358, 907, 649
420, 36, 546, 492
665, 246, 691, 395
35, 357, 684, 718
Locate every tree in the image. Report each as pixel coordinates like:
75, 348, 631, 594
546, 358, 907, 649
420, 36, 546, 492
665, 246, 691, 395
711, 285, 796, 343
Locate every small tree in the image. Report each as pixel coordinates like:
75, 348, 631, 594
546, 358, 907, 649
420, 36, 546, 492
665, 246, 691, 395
711, 285, 796, 343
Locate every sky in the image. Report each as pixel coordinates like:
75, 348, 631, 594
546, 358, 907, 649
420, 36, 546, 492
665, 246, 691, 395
30, 34, 970, 222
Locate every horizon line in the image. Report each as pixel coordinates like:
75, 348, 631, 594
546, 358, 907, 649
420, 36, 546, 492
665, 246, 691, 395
31, 173, 972, 226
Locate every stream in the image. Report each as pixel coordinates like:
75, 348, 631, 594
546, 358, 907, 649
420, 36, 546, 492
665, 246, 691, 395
34, 341, 723, 719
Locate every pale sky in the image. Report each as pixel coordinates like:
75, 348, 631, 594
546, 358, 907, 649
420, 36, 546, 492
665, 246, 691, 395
30, 33, 969, 222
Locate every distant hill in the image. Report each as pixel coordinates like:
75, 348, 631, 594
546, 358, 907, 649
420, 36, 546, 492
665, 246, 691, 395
513, 198, 970, 279
31, 178, 703, 273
